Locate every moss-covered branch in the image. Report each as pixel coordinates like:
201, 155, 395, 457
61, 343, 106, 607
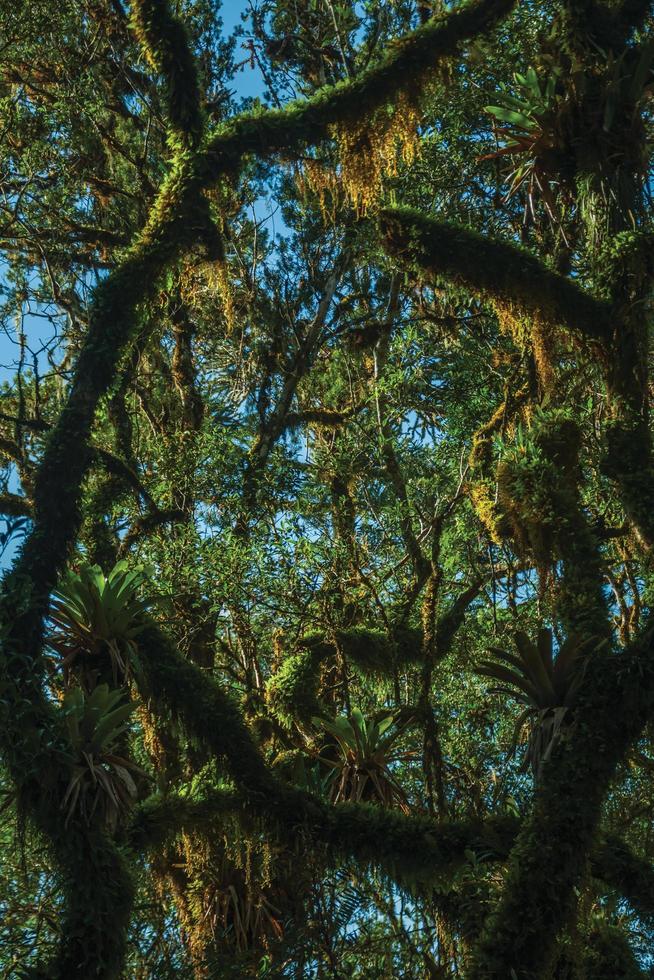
33, 829, 134, 979
0, 493, 32, 517
592, 834, 654, 932
0, 2, 516, 971
267, 589, 482, 728
592, 232, 654, 549
128, 786, 243, 853
200, 0, 516, 176
129, 785, 518, 888
135, 620, 524, 886
0, 27, 209, 975
129, 777, 654, 951
468, 629, 654, 977
130, 0, 203, 148
380, 207, 612, 345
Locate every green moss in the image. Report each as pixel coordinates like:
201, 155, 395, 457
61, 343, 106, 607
472, 410, 609, 638
0, 101, 211, 980
130, 0, 203, 148
380, 207, 612, 345
581, 923, 646, 979
468, 635, 654, 978
602, 422, 654, 549
334, 626, 422, 671
129, 787, 242, 854
592, 834, 654, 933
35, 830, 135, 980
593, 231, 654, 304
200, 0, 516, 176
266, 648, 324, 727
135, 621, 526, 887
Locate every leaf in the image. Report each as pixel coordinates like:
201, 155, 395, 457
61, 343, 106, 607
377, 713, 396, 737
514, 631, 557, 705
485, 105, 537, 129
476, 662, 541, 704
627, 39, 654, 101
536, 628, 554, 679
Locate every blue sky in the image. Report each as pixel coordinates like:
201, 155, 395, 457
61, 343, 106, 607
0, 1, 270, 562
0, 2, 266, 384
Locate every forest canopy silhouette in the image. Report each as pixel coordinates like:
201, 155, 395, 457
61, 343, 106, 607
1, 0, 654, 976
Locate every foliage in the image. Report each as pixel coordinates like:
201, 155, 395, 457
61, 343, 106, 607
483, 66, 563, 213
0, 0, 654, 977
476, 628, 598, 777
312, 708, 413, 811
48, 562, 151, 688
61, 684, 146, 832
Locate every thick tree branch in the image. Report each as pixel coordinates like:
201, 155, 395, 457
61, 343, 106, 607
0, 493, 32, 518
0, 2, 519, 973
468, 628, 654, 977
130, 0, 203, 147
592, 834, 654, 932
129, 786, 518, 883
200, 0, 516, 176
380, 207, 612, 345
267, 584, 482, 728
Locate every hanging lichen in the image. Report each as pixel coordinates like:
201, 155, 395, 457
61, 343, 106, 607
493, 299, 557, 392
331, 88, 422, 215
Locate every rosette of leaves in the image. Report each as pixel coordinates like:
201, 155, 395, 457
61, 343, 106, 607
311, 708, 412, 811
482, 66, 563, 216
48, 561, 151, 688
62, 684, 146, 831
476, 628, 598, 779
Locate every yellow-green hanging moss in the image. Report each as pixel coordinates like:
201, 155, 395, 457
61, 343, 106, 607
200, 0, 516, 179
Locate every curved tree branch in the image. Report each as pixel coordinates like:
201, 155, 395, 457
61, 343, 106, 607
380, 207, 612, 345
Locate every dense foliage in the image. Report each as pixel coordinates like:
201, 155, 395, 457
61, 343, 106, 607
1, 0, 654, 976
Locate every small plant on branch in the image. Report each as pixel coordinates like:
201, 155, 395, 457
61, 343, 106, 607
47, 561, 151, 688
61, 684, 147, 831
312, 707, 413, 811
482, 66, 563, 219
476, 628, 600, 779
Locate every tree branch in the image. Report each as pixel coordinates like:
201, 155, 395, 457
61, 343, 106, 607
468, 627, 654, 977
380, 207, 612, 345
200, 0, 516, 176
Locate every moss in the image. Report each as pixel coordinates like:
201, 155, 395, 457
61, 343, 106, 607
602, 422, 654, 549
380, 208, 612, 346
0, 493, 32, 517
136, 621, 527, 887
470, 478, 510, 545
467, 634, 654, 978
266, 622, 472, 729
469, 390, 531, 542
33, 829, 135, 980
265, 602, 480, 737
332, 626, 423, 672
135, 788, 519, 888
0, 97, 210, 980
592, 834, 654, 933
130, 0, 203, 149
593, 231, 654, 305
138, 622, 277, 797
266, 648, 324, 728
299, 623, 463, 676
581, 923, 646, 979
129, 787, 242, 854
200, 0, 516, 177
473, 410, 609, 638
